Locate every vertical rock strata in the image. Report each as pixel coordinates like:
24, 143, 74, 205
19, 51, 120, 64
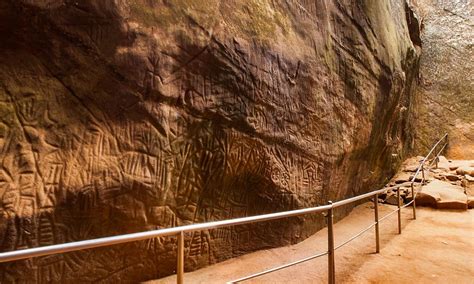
0, 0, 420, 282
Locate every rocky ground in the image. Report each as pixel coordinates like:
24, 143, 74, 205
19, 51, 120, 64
381, 156, 474, 210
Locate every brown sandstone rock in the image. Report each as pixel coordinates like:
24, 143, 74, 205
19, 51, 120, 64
393, 172, 413, 184
442, 174, 461, 181
465, 175, 474, 182
0, 0, 422, 282
462, 176, 474, 204
434, 156, 451, 170
416, 180, 468, 210
456, 167, 474, 176
385, 192, 403, 206
468, 197, 474, 209
449, 165, 459, 171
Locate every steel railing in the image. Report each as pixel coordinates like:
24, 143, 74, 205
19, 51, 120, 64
0, 134, 448, 284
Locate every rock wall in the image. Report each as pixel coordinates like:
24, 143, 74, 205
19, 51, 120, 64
413, 0, 474, 158
0, 0, 420, 282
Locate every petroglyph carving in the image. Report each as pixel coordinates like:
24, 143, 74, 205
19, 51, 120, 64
0, 0, 421, 282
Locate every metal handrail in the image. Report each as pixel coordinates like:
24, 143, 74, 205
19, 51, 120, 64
411, 133, 448, 183
229, 250, 329, 283
0, 134, 448, 284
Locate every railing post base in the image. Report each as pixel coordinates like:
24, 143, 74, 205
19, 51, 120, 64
177, 231, 184, 284
421, 164, 426, 184
374, 194, 380, 253
327, 201, 335, 284
397, 188, 402, 234
411, 183, 416, 220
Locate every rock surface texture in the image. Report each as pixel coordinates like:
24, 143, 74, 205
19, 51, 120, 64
416, 180, 467, 210
0, 1, 421, 282
382, 156, 474, 209
413, 0, 474, 159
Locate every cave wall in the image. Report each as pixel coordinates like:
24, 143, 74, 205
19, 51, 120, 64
0, 0, 420, 282
413, 0, 473, 158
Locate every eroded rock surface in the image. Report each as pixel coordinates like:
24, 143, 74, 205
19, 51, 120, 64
383, 156, 474, 209
0, 0, 421, 282
413, 0, 474, 158
416, 180, 467, 210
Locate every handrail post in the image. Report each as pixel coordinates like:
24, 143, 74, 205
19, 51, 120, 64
177, 231, 184, 284
374, 194, 380, 253
421, 164, 426, 183
397, 188, 402, 234
411, 182, 416, 220
327, 201, 335, 284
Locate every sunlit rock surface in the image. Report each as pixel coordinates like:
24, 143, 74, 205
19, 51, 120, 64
0, 0, 420, 282
414, 0, 474, 158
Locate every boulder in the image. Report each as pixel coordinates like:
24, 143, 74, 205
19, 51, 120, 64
433, 174, 443, 180
393, 172, 412, 184
438, 156, 449, 163
468, 197, 474, 209
457, 167, 474, 176
437, 200, 468, 210
449, 181, 462, 187
436, 156, 451, 170
416, 180, 467, 210
431, 168, 445, 174
385, 193, 402, 206
465, 175, 474, 182
462, 177, 474, 200
442, 174, 460, 181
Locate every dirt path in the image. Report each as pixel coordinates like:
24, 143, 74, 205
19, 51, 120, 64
149, 203, 474, 284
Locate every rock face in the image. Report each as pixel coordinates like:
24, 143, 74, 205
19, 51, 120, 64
0, 1, 421, 282
413, 0, 474, 159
